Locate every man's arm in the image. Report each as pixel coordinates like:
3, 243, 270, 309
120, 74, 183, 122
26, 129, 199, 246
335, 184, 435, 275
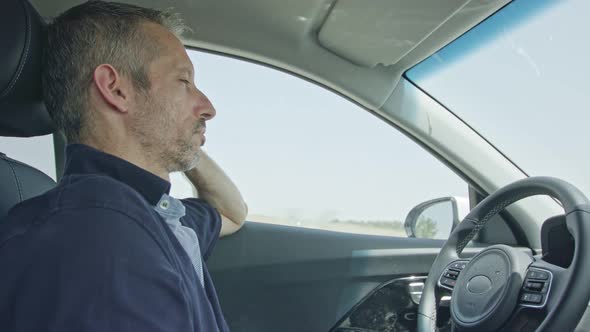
184, 150, 248, 237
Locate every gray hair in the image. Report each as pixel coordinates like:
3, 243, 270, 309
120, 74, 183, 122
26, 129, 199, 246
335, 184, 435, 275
42, 0, 189, 143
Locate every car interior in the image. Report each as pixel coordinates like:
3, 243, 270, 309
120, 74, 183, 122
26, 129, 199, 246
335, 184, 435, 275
2, 0, 590, 331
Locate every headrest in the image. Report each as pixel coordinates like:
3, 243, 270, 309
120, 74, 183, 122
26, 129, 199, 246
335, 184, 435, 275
0, 0, 54, 137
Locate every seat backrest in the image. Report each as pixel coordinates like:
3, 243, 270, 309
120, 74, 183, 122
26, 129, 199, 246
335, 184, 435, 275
0, 153, 55, 221
0, 0, 57, 222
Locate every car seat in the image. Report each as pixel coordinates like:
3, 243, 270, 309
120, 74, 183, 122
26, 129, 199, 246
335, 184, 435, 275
0, 0, 57, 222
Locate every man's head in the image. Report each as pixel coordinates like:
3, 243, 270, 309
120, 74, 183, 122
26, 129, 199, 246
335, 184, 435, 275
43, 1, 216, 175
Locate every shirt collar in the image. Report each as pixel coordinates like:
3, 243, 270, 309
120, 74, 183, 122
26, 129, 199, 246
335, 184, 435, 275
63, 144, 171, 205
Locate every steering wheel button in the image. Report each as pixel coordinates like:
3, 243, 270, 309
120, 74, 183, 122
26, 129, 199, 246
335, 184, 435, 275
521, 292, 543, 304
441, 277, 456, 288
448, 261, 468, 271
527, 270, 549, 280
525, 281, 544, 291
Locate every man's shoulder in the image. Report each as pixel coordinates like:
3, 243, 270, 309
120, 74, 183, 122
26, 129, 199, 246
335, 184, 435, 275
1, 174, 157, 243
12, 173, 147, 216
60, 173, 148, 207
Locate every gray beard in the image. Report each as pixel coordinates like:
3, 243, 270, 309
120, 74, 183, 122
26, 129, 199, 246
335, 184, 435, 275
164, 144, 199, 173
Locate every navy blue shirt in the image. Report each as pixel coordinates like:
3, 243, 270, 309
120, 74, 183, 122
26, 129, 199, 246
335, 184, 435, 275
0, 144, 229, 332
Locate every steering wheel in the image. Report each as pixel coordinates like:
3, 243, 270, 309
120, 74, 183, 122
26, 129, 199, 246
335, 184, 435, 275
417, 176, 590, 332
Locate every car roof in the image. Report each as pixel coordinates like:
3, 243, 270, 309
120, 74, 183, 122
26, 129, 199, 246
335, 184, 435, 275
31, 0, 508, 110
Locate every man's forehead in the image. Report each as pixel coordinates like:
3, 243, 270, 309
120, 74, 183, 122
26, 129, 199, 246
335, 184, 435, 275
175, 63, 194, 75
142, 22, 189, 58
143, 24, 193, 74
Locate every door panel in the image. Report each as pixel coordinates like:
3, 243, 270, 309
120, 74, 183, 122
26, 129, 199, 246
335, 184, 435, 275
208, 222, 482, 332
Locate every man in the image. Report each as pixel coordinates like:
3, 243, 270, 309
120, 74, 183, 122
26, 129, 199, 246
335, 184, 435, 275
0, 1, 247, 331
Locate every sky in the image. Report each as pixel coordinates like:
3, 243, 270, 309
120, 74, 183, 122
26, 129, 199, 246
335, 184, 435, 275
1, 0, 585, 229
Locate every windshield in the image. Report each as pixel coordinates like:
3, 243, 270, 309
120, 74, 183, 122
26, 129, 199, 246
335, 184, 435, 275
406, 0, 590, 197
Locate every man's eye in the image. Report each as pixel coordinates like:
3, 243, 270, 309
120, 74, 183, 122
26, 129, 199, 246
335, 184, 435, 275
180, 79, 191, 85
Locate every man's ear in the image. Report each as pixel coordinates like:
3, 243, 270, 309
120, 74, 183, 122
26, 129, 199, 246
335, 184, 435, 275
92, 64, 133, 113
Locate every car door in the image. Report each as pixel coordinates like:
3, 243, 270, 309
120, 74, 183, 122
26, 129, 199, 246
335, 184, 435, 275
211, 222, 451, 332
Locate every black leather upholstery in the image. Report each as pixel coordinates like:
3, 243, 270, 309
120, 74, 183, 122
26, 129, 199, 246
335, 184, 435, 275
0, 0, 54, 137
0, 152, 55, 221
0, 0, 57, 223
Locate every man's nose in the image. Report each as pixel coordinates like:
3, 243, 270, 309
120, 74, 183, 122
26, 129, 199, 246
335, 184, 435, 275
195, 89, 216, 120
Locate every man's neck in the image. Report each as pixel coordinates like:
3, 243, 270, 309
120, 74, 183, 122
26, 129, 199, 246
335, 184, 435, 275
79, 139, 170, 182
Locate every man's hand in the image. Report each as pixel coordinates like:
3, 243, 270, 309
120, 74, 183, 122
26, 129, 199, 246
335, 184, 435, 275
184, 151, 248, 237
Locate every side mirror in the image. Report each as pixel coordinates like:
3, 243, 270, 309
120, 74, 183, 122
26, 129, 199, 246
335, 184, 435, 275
404, 196, 469, 239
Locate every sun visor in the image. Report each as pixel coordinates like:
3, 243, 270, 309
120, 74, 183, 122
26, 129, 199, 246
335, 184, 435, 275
318, 0, 469, 68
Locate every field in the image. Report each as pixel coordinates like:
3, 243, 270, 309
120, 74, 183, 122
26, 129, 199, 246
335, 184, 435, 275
247, 214, 407, 237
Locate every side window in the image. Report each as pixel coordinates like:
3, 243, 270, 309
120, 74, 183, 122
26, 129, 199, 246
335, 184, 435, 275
0, 134, 57, 181
170, 49, 468, 238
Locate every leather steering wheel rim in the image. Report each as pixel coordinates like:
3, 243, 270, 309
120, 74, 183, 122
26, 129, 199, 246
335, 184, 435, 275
417, 176, 590, 332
